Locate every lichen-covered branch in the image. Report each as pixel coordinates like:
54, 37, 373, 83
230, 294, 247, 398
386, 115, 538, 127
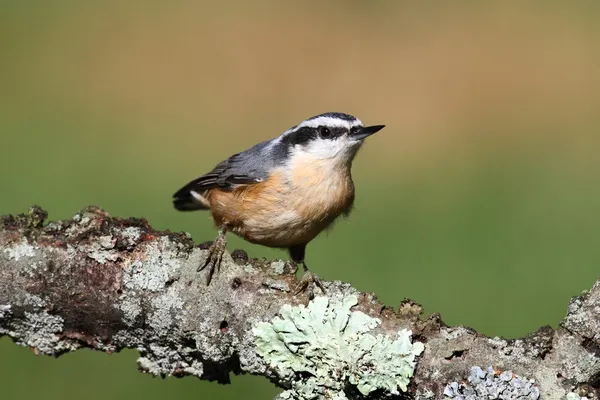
0, 206, 599, 399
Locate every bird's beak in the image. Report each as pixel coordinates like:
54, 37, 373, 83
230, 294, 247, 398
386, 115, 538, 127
351, 125, 385, 140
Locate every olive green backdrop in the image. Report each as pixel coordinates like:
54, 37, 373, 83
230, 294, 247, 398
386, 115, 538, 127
1, 2, 599, 399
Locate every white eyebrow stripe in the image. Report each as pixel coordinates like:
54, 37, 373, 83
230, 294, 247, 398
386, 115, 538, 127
294, 116, 363, 130
277, 127, 296, 139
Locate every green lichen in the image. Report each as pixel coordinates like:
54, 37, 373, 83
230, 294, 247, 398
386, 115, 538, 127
253, 295, 425, 399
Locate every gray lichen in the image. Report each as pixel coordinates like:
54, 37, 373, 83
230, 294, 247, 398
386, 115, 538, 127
121, 236, 183, 292
443, 366, 539, 400
253, 295, 425, 399
0, 304, 11, 319
3, 238, 37, 261
14, 311, 65, 355
147, 289, 185, 337
566, 393, 590, 400
270, 261, 286, 275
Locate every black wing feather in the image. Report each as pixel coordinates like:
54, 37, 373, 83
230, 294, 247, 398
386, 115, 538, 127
172, 155, 263, 211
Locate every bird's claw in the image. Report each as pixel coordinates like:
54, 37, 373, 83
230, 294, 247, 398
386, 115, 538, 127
198, 233, 227, 285
295, 270, 326, 299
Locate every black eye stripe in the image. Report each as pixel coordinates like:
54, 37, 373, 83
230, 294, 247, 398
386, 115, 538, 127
288, 127, 315, 145
283, 126, 346, 146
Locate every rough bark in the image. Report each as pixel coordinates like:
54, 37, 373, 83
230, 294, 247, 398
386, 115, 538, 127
0, 206, 598, 400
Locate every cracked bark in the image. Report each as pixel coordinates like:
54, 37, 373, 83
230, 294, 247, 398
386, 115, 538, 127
0, 206, 599, 399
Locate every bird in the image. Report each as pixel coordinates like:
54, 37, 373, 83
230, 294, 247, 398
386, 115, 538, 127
172, 112, 384, 296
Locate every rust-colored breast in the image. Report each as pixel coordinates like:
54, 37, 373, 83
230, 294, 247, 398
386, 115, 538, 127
205, 161, 355, 248
289, 157, 355, 223
206, 171, 287, 227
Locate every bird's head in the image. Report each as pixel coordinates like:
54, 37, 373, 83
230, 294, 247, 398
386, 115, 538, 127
281, 112, 385, 165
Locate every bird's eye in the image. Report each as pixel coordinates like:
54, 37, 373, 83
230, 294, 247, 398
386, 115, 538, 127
319, 127, 332, 138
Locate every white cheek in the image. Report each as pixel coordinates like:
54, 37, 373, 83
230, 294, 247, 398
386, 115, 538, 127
299, 138, 347, 159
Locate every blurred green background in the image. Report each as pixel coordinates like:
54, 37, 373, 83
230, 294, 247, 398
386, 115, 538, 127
1, 2, 599, 399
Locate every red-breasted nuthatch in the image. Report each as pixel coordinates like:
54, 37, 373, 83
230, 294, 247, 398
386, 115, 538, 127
173, 112, 384, 295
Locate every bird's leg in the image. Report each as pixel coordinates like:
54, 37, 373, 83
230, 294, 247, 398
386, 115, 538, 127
289, 244, 326, 298
295, 262, 326, 299
199, 226, 227, 285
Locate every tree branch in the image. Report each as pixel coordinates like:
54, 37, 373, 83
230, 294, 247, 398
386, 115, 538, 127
0, 206, 598, 399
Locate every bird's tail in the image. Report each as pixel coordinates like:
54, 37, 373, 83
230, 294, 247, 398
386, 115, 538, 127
173, 183, 211, 211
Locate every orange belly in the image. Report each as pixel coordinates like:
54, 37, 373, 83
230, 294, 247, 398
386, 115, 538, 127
206, 168, 354, 248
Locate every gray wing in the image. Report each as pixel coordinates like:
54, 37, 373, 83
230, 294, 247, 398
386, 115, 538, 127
172, 138, 286, 210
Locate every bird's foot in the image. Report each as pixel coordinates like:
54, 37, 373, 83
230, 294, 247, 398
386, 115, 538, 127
295, 270, 326, 299
198, 231, 227, 285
